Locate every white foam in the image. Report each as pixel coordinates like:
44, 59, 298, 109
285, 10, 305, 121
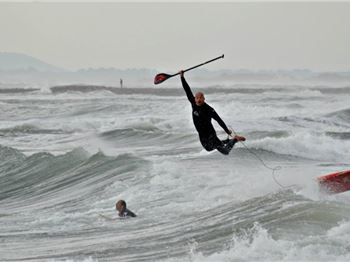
190, 222, 350, 261
251, 131, 350, 162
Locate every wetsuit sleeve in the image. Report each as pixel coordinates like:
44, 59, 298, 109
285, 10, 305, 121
127, 209, 137, 217
212, 109, 232, 135
181, 76, 195, 104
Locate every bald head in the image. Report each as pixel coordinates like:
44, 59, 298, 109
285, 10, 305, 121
195, 92, 205, 106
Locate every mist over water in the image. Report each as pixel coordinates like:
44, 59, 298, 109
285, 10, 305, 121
1, 81, 350, 261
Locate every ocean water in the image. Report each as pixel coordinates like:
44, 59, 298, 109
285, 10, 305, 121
0, 81, 350, 261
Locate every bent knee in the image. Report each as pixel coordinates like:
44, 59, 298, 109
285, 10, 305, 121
217, 148, 229, 155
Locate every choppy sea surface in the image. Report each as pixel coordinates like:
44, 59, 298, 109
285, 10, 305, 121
1, 81, 350, 261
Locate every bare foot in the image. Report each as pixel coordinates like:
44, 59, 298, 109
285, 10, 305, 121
234, 135, 246, 142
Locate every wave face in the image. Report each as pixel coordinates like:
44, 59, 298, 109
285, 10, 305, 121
0, 87, 39, 93
1, 83, 350, 261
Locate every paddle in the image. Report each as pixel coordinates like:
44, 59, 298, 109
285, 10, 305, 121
154, 54, 224, 85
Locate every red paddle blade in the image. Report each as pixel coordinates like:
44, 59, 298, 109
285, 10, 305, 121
154, 73, 171, 85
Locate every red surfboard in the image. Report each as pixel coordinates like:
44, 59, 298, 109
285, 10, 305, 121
317, 170, 350, 194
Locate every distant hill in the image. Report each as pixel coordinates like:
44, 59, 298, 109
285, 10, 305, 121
1, 52, 350, 86
0, 52, 65, 72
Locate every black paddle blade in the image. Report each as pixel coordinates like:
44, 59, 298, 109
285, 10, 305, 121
154, 73, 172, 85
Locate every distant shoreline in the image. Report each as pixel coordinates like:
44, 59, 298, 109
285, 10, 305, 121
49, 84, 350, 96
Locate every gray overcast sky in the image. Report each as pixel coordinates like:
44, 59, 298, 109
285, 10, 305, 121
0, 2, 349, 71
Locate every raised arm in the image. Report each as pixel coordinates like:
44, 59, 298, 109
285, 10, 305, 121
212, 109, 232, 135
180, 71, 195, 104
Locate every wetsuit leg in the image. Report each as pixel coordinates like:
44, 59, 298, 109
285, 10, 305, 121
199, 135, 216, 151
221, 138, 231, 144
200, 134, 237, 155
216, 138, 238, 155
201, 140, 215, 151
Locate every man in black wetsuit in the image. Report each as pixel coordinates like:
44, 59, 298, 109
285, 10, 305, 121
116, 200, 137, 218
180, 70, 246, 155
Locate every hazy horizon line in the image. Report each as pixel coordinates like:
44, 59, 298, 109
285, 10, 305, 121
2, 51, 350, 74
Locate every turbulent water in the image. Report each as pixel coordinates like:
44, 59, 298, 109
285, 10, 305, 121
1, 82, 350, 261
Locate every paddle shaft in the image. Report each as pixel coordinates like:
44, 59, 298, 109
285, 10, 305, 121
171, 54, 224, 78
154, 54, 224, 84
